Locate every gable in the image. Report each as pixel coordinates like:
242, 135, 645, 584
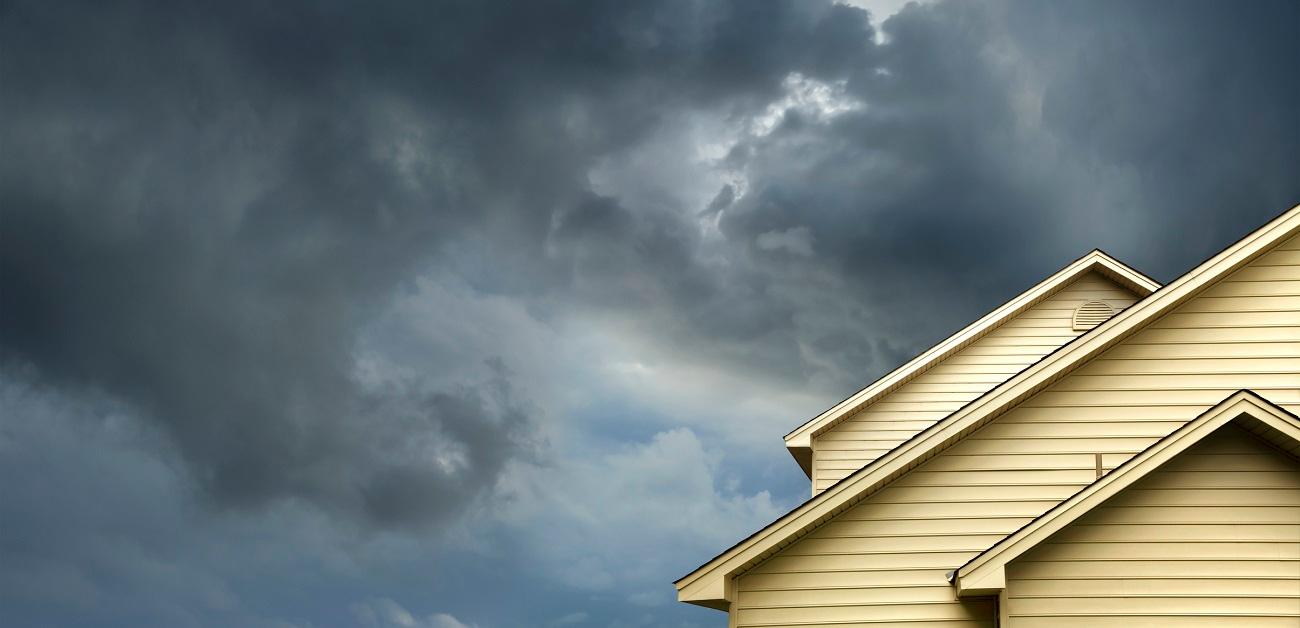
999, 425, 1300, 627
784, 251, 1160, 477
955, 389, 1300, 597
677, 204, 1300, 612
811, 271, 1143, 494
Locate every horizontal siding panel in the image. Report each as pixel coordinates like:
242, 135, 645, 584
751, 552, 980, 574
1101, 342, 1300, 358
1009, 617, 1300, 628
1255, 249, 1300, 264
868, 401, 988, 412
996, 405, 1197, 421
1119, 452, 1300, 471
871, 485, 1081, 503
816, 518, 1028, 538
970, 421, 1182, 439
820, 429, 937, 442
951, 345, 1064, 356
1051, 372, 1300, 390
737, 584, 958, 609
782, 534, 1005, 556
907, 371, 1025, 383
945, 436, 1159, 454
740, 570, 949, 591
1020, 541, 1300, 561
741, 622, 992, 628
881, 391, 984, 403
936, 354, 1043, 365
968, 335, 1076, 347
1057, 523, 1300, 542
1084, 505, 1300, 524
979, 328, 1082, 338
736, 600, 989, 625
1009, 596, 1300, 616
830, 417, 942, 428
1221, 264, 1300, 282
920, 453, 1100, 472
1023, 389, 1300, 407
1010, 559, 1300, 580
817, 445, 927, 460
1120, 326, 1300, 343
1180, 294, 1300, 312
1011, 578, 1300, 597
1153, 310, 1300, 328
829, 410, 951, 423
816, 445, 930, 458
833, 501, 1059, 520
1070, 357, 1300, 374
1103, 488, 1300, 507
995, 318, 1076, 329
892, 469, 1096, 487
1183, 279, 1300, 297
817, 449, 900, 462
1134, 471, 1300, 489
904, 381, 1007, 393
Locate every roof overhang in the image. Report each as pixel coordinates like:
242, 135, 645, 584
677, 204, 1300, 611
783, 250, 1161, 477
954, 390, 1300, 597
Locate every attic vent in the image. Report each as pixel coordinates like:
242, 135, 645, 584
1073, 300, 1116, 331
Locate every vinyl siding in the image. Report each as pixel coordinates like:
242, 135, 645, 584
812, 272, 1141, 494
1003, 425, 1300, 627
733, 233, 1300, 627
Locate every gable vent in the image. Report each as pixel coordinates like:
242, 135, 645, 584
1073, 300, 1116, 331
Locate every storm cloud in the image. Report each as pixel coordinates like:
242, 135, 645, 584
1, 0, 1297, 625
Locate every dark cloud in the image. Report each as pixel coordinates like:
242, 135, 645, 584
0, 0, 875, 525
1, 0, 1298, 625
1008, 0, 1300, 271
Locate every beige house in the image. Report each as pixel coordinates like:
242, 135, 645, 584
677, 205, 1300, 627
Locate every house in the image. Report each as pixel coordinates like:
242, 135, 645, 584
676, 204, 1300, 627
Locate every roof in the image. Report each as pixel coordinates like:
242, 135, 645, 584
953, 389, 1300, 597
676, 203, 1300, 610
783, 249, 1161, 476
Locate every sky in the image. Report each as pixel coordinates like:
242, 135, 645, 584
1, 1, 1298, 626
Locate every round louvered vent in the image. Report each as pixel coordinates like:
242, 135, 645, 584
1072, 300, 1116, 331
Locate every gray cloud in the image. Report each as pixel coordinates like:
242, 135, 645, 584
0, 0, 873, 526
1, 0, 1298, 625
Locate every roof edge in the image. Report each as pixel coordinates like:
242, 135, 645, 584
954, 390, 1300, 597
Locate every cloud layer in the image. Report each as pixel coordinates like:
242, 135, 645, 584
1, 0, 1297, 625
